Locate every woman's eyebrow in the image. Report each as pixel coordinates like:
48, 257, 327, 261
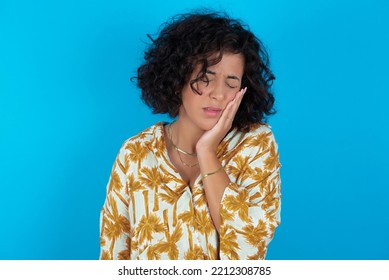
206, 70, 240, 81
226, 75, 240, 81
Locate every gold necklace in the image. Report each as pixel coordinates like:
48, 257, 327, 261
177, 149, 199, 167
168, 123, 198, 167
168, 123, 197, 156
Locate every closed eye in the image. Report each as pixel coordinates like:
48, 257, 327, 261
226, 75, 240, 89
226, 82, 238, 89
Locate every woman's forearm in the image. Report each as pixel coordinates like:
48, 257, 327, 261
197, 149, 230, 232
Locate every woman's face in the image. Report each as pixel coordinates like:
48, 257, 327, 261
178, 52, 244, 131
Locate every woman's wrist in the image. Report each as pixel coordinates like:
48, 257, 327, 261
202, 165, 224, 180
196, 149, 219, 168
196, 144, 217, 156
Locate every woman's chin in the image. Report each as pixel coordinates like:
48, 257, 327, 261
199, 120, 219, 131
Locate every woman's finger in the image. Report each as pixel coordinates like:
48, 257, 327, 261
199, 87, 247, 150
221, 87, 247, 122
230, 87, 247, 114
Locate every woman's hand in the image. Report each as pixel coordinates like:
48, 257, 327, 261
196, 87, 247, 154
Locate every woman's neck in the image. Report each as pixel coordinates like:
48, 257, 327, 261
171, 117, 204, 154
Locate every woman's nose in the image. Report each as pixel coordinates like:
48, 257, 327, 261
208, 79, 225, 101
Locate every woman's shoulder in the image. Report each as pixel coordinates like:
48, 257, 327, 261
129, 122, 164, 140
243, 123, 278, 147
119, 122, 165, 150
246, 123, 277, 144
246, 122, 274, 136
222, 123, 277, 156
229, 123, 276, 143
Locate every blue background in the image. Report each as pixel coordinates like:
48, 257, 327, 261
1, 0, 388, 260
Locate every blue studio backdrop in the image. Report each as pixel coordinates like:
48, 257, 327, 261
1, 0, 388, 259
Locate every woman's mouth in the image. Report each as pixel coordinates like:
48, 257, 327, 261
203, 107, 222, 117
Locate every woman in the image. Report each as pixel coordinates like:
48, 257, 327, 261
99, 11, 281, 260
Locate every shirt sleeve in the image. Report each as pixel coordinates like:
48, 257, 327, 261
99, 145, 131, 260
219, 130, 281, 260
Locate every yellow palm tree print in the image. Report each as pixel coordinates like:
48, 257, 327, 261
219, 224, 240, 260
135, 191, 165, 245
127, 173, 145, 223
159, 183, 187, 226
126, 140, 149, 170
153, 210, 184, 259
139, 166, 163, 211
100, 122, 281, 260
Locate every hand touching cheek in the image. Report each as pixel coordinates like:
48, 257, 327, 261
196, 87, 247, 154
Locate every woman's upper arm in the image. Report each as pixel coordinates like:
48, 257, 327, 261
219, 128, 281, 260
99, 144, 131, 260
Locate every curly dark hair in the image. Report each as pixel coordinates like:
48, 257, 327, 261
136, 11, 276, 132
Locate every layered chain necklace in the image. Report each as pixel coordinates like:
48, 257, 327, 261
168, 123, 199, 167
